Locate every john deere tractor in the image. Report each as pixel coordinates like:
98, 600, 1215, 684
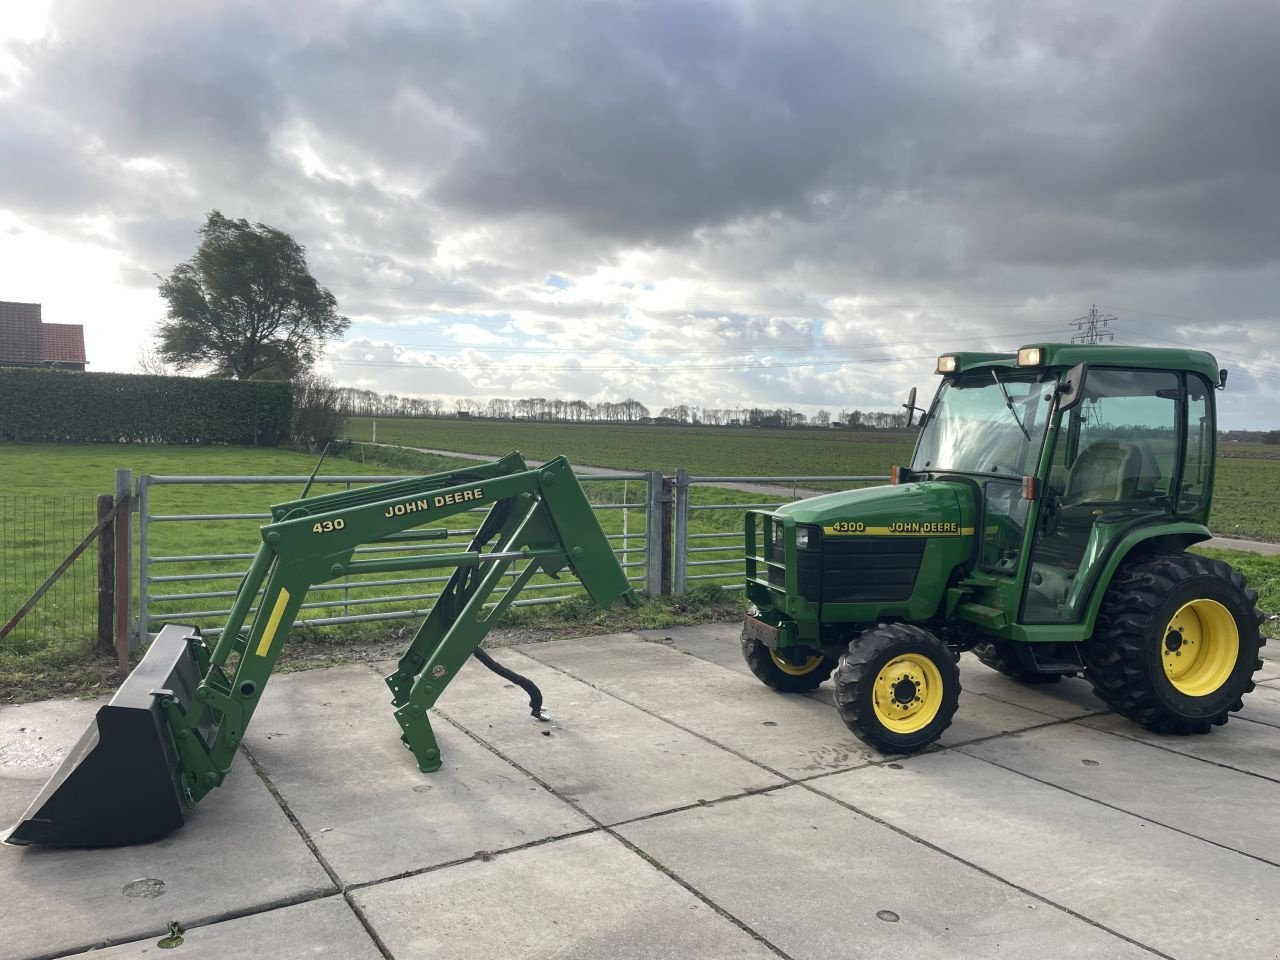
742, 343, 1265, 753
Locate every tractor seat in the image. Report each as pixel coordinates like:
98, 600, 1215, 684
1036, 441, 1143, 569
1063, 441, 1141, 504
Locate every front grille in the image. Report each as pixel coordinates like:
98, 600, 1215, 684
770, 537, 925, 603
823, 538, 925, 601
769, 540, 821, 594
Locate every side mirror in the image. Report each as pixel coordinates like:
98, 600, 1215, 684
1218, 369, 1229, 391
1058, 362, 1089, 411
903, 386, 918, 427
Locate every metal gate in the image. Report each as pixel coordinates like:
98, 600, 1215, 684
671, 470, 890, 595
135, 470, 660, 647
130, 468, 893, 644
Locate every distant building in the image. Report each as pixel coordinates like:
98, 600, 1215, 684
0, 302, 87, 371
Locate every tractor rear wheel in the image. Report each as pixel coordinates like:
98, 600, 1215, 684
972, 640, 1063, 684
740, 630, 836, 693
833, 623, 960, 754
1084, 552, 1265, 734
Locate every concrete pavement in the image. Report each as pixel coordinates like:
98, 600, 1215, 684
3, 624, 1279, 959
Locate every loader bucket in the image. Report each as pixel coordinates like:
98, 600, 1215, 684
5, 625, 204, 848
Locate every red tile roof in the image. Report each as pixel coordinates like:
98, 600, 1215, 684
40, 323, 87, 364
0, 301, 42, 363
0, 302, 88, 366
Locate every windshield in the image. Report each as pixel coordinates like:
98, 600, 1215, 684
911, 372, 1052, 475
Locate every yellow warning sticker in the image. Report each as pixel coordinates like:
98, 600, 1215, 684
254, 587, 292, 657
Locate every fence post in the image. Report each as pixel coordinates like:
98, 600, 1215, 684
135, 474, 150, 651
660, 475, 674, 596
114, 469, 132, 674
96, 494, 115, 655
673, 468, 690, 596
644, 471, 663, 597
343, 480, 352, 618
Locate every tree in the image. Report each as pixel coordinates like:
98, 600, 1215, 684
291, 372, 347, 454
135, 346, 172, 376
156, 210, 349, 379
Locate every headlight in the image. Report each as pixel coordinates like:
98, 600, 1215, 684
936, 355, 958, 374
1017, 347, 1043, 366
795, 526, 817, 549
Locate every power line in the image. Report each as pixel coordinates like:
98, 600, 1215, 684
320, 279, 1037, 314
320, 352, 939, 374
321, 323, 1086, 374
1110, 327, 1280, 388
333, 323, 1070, 359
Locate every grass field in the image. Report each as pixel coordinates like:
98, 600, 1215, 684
0, 441, 770, 700
0, 442, 772, 696
345, 416, 1280, 541
2, 435, 1277, 701
348, 416, 915, 478
0, 445, 416, 662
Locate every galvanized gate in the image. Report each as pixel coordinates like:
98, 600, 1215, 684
670, 470, 890, 595
129, 468, 892, 644
135, 470, 660, 647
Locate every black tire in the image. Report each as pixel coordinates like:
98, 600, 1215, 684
972, 640, 1063, 684
833, 623, 961, 754
740, 631, 836, 693
1084, 552, 1265, 734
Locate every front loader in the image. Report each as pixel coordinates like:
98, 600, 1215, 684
743, 343, 1266, 753
7, 452, 636, 847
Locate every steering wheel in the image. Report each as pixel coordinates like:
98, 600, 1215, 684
1040, 492, 1062, 536
986, 462, 1023, 476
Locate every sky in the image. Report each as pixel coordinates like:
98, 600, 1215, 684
2, 0, 1278, 428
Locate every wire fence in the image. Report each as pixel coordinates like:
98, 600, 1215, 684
0, 495, 101, 653
4, 469, 1276, 656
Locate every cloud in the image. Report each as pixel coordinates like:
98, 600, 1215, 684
1, 0, 1278, 427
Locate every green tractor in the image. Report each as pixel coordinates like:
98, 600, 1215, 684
742, 343, 1265, 753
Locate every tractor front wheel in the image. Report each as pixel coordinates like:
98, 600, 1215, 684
833, 623, 961, 754
1084, 552, 1265, 734
741, 631, 836, 693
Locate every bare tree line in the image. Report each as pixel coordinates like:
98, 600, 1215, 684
336, 390, 650, 423
335, 388, 910, 430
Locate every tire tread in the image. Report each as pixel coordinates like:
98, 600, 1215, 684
1084, 552, 1265, 734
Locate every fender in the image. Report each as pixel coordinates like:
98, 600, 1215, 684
1075, 521, 1213, 634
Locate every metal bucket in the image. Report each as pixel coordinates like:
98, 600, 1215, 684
5, 625, 204, 847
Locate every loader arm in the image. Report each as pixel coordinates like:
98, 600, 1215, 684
8, 453, 636, 847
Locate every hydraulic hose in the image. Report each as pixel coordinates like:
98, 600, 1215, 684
471, 647, 550, 721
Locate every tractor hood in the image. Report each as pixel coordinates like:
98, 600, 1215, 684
775, 481, 971, 538
751, 480, 978, 626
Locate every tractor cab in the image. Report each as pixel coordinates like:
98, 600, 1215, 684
912, 344, 1221, 634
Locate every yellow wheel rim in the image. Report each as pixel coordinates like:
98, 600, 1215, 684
770, 650, 825, 676
1162, 598, 1239, 697
872, 654, 945, 733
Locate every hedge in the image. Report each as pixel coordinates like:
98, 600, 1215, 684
0, 369, 292, 445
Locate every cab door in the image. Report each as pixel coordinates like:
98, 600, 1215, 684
1021, 368, 1182, 623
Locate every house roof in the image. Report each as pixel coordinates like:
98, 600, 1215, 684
41, 323, 88, 364
0, 302, 87, 366
0, 301, 42, 363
